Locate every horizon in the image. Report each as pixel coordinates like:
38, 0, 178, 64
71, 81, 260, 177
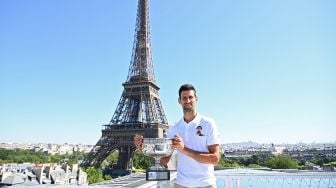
1, 139, 335, 146
1, 0, 335, 145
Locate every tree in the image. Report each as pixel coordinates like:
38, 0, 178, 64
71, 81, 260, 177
132, 152, 151, 170
50, 154, 63, 163
85, 167, 104, 184
104, 175, 112, 181
106, 151, 119, 166
68, 151, 86, 165
217, 155, 241, 168
266, 155, 299, 169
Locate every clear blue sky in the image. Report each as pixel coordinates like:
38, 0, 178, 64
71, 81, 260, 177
1, 0, 335, 145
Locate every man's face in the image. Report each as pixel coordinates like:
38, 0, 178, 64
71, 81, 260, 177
178, 90, 198, 112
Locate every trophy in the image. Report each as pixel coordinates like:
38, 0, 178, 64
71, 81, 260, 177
142, 138, 174, 181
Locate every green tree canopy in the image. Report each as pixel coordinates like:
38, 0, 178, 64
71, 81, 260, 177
85, 167, 104, 184
266, 155, 299, 169
132, 152, 151, 170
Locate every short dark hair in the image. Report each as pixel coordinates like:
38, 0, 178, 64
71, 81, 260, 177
178, 84, 197, 98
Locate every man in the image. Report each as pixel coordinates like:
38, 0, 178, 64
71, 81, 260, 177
135, 84, 220, 188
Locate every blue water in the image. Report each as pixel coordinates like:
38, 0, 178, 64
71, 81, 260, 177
215, 169, 336, 188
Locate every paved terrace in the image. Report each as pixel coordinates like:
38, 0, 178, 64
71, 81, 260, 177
90, 172, 177, 188
90, 169, 336, 188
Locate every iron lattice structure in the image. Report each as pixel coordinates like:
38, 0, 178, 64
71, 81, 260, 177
81, 0, 169, 172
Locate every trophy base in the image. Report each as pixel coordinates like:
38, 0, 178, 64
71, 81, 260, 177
146, 169, 170, 181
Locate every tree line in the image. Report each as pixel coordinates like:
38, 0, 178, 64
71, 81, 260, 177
1, 148, 335, 184
0, 148, 85, 165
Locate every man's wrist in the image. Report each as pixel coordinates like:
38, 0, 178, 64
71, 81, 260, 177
180, 146, 189, 156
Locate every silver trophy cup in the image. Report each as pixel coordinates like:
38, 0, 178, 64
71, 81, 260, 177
142, 138, 174, 181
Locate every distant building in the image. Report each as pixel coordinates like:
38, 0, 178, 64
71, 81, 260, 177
0, 163, 87, 186
283, 147, 336, 160
0, 142, 93, 155
223, 148, 273, 158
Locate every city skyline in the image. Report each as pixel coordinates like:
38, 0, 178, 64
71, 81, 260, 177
1, 0, 336, 145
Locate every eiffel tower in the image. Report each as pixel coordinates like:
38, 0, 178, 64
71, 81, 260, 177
80, 0, 169, 174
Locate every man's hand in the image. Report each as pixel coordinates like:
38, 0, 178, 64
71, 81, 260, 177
172, 134, 184, 151
171, 134, 220, 165
134, 134, 143, 151
159, 155, 171, 166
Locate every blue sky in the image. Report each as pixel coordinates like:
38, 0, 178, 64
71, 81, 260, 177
1, 0, 335, 145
